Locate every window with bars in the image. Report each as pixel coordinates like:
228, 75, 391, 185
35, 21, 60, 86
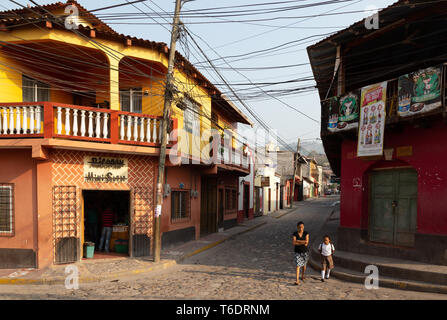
171, 190, 190, 222
183, 98, 200, 135
120, 88, 142, 113
22, 75, 50, 102
225, 188, 238, 213
0, 184, 14, 235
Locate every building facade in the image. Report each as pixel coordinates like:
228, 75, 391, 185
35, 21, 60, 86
308, 0, 447, 265
0, 1, 251, 268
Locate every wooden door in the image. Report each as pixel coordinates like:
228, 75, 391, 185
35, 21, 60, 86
244, 184, 249, 218
268, 188, 271, 212
370, 169, 417, 246
218, 188, 224, 229
200, 178, 217, 236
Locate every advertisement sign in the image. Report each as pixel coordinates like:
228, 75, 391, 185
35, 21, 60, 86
398, 66, 442, 117
84, 156, 128, 183
324, 90, 360, 132
357, 82, 387, 157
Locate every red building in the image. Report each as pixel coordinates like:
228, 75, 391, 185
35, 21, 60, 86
308, 0, 447, 265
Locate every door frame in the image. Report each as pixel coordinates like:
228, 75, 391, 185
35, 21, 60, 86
367, 166, 417, 247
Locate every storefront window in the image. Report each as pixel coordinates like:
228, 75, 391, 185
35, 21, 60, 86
171, 190, 190, 222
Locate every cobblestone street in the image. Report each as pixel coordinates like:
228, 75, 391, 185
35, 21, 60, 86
0, 197, 445, 300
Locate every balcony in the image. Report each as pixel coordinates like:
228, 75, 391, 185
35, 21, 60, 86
212, 137, 250, 172
0, 102, 177, 149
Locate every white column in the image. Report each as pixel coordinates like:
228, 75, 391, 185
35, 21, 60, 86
126, 115, 132, 140
120, 115, 125, 140
22, 107, 28, 134
103, 113, 109, 139
133, 116, 139, 142
35, 106, 41, 134
95, 111, 101, 138
9, 107, 14, 134
88, 111, 94, 138
2, 108, 8, 134
0, 109, 2, 134
29, 107, 35, 134
80, 110, 86, 137
16, 107, 22, 134
72, 109, 78, 136
146, 118, 152, 143
139, 118, 145, 142
64, 108, 71, 135
56, 107, 62, 135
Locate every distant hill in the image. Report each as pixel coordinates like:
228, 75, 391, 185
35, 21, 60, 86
281, 140, 329, 167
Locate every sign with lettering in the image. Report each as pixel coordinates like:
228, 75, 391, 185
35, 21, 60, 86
84, 156, 128, 183
357, 82, 387, 157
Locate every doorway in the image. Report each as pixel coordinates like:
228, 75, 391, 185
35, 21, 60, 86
200, 178, 217, 236
218, 188, 224, 231
83, 190, 130, 258
369, 169, 418, 247
243, 184, 249, 218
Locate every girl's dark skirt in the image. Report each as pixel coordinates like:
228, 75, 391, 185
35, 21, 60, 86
294, 252, 309, 267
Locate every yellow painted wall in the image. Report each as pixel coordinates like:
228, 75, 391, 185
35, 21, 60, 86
0, 53, 22, 102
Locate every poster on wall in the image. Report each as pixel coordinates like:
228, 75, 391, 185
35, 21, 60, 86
398, 65, 442, 117
325, 90, 360, 132
357, 82, 387, 157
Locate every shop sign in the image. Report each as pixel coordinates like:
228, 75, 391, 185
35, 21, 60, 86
325, 90, 360, 132
84, 156, 128, 183
398, 65, 442, 117
357, 82, 387, 157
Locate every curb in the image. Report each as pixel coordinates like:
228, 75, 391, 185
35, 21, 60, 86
0, 221, 268, 285
308, 207, 447, 295
308, 256, 447, 295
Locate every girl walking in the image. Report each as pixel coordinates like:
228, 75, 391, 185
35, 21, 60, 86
318, 235, 335, 282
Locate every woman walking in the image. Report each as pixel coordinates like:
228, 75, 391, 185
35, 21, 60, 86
292, 221, 309, 285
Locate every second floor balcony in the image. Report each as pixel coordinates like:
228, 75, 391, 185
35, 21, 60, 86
0, 101, 177, 148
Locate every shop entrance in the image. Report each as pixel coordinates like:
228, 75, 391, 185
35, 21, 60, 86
83, 190, 130, 259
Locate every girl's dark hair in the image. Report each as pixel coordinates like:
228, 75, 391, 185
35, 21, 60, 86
323, 235, 330, 240
297, 221, 304, 227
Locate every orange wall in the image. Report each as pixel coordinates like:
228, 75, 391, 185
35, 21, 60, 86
161, 166, 201, 239
0, 149, 35, 251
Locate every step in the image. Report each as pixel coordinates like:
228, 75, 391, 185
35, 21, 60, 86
308, 257, 447, 295
310, 244, 447, 287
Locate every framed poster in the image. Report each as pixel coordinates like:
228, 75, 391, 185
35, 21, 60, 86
357, 82, 387, 157
324, 90, 360, 132
398, 66, 442, 117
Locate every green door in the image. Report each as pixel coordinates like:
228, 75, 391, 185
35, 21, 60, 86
370, 169, 418, 246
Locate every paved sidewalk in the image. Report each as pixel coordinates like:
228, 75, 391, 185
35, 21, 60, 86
0, 206, 297, 285
308, 206, 447, 295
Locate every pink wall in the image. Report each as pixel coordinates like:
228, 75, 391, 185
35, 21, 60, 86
340, 119, 447, 235
162, 166, 201, 239
0, 149, 35, 250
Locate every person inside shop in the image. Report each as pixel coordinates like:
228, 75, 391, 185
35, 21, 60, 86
98, 205, 114, 252
85, 201, 99, 247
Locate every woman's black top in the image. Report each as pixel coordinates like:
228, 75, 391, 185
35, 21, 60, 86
292, 231, 309, 253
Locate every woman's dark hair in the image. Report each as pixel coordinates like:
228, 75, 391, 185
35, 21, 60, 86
297, 221, 304, 227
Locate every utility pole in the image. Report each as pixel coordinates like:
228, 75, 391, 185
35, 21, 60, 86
290, 138, 300, 209
153, 0, 182, 263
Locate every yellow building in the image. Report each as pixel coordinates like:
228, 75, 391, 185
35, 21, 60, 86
0, 0, 252, 268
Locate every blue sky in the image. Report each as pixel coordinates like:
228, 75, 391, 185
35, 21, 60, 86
4, 0, 398, 145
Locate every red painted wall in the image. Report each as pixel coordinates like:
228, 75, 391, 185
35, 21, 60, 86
340, 119, 447, 235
